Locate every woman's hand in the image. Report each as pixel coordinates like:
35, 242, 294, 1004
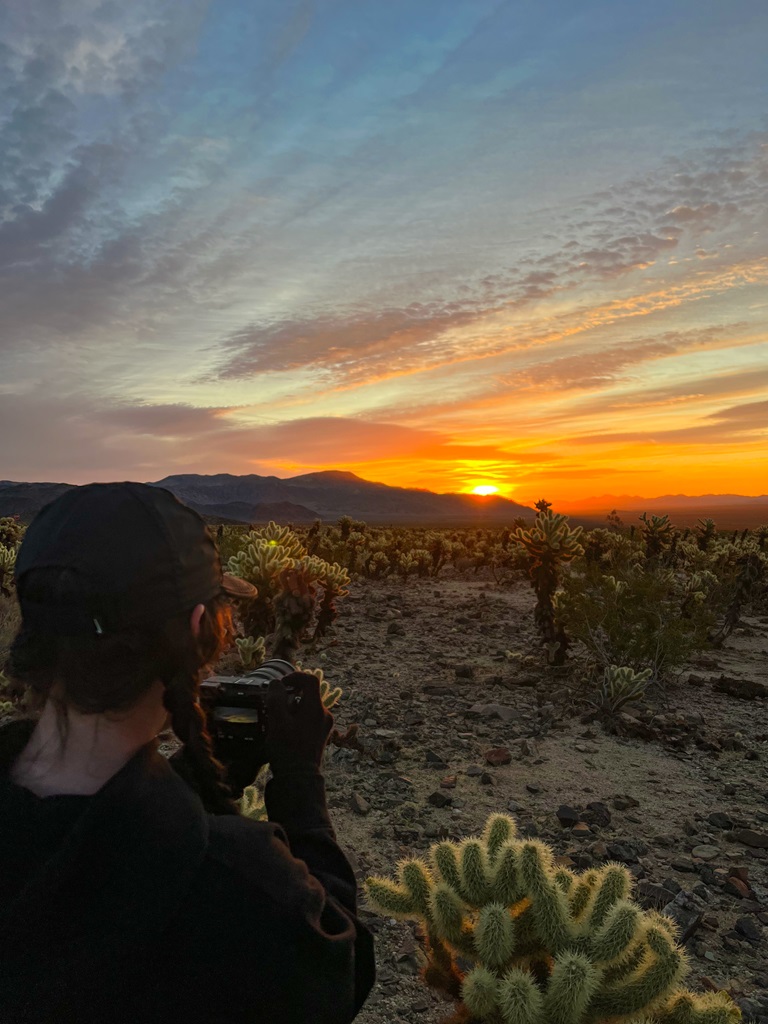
265, 672, 334, 772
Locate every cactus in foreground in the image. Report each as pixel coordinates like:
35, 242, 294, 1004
365, 814, 739, 1024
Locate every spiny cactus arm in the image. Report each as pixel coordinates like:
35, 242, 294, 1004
459, 839, 494, 907
543, 952, 602, 1024
601, 943, 645, 985
429, 884, 468, 949
553, 869, 576, 894
400, 859, 435, 918
475, 903, 517, 970
568, 874, 598, 921
585, 863, 633, 931
497, 966, 545, 1024
462, 966, 500, 1020
517, 841, 573, 953
431, 841, 464, 893
587, 926, 685, 1021
588, 901, 643, 964
492, 843, 524, 906
319, 679, 343, 709
657, 990, 742, 1024
484, 813, 517, 864
364, 876, 417, 918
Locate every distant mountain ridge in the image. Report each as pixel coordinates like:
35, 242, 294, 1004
0, 471, 536, 526
562, 493, 768, 511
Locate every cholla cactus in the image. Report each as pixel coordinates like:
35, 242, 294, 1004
0, 544, 17, 597
365, 813, 740, 1024
226, 522, 350, 658
235, 635, 266, 670
0, 516, 24, 549
640, 514, 673, 560
513, 512, 584, 666
590, 665, 652, 716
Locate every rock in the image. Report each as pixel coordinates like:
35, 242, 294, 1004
734, 829, 768, 849
425, 749, 449, 770
465, 765, 484, 776
386, 620, 406, 636
671, 857, 697, 873
440, 776, 457, 789
590, 841, 609, 860
572, 823, 592, 840
708, 811, 734, 830
613, 795, 640, 810
518, 739, 538, 757
735, 916, 763, 943
466, 703, 521, 723
428, 791, 452, 809
692, 845, 721, 862
662, 890, 708, 942
455, 665, 475, 679
636, 881, 677, 910
480, 772, 494, 785
484, 747, 512, 766
350, 792, 371, 816
556, 805, 582, 828
583, 801, 612, 828
713, 676, 768, 700
724, 877, 751, 899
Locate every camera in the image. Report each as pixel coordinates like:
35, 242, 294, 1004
199, 658, 301, 796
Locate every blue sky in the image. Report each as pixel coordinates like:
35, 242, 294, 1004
1, 0, 766, 499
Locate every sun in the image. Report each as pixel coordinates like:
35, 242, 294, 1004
471, 485, 499, 496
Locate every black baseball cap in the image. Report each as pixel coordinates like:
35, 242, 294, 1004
15, 482, 257, 638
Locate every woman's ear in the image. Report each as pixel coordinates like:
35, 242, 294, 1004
190, 603, 205, 637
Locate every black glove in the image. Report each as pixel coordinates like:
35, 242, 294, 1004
265, 671, 334, 773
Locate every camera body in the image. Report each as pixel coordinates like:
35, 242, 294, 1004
199, 658, 299, 796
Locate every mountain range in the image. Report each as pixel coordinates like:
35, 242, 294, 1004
0, 472, 536, 526
1, 473, 765, 529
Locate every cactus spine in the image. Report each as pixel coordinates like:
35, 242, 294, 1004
365, 813, 740, 1024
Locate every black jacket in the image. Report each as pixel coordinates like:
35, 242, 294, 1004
0, 719, 375, 1024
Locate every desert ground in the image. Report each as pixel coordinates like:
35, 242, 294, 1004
310, 570, 768, 1024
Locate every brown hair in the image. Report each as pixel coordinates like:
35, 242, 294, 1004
7, 567, 239, 814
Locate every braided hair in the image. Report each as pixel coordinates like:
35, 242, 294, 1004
7, 566, 239, 815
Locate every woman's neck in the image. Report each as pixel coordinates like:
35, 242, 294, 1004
10, 681, 170, 796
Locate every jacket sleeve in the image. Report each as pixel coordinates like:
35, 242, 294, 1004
264, 767, 376, 1017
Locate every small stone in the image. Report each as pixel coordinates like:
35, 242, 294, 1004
480, 772, 494, 786
734, 828, 768, 849
692, 845, 721, 862
583, 801, 612, 828
526, 783, 542, 794
708, 811, 734, 830
350, 792, 370, 816
455, 665, 475, 679
572, 823, 592, 840
590, 841, 610, 860
386, 620, 406, 636
662, 890, 707, 942
636, 881, 676, 910
613, 795, 640, 810
671, 857, 697, 873
735, 916, 762, 943
556, 805, 582, 827
428, 791, 452, 809
440, 776, 457, 789
484, 747, 512, 766
724, 877, 751, 899
507, 800, 520, 813
465, 765, 483, 776
467, 702, 521, 723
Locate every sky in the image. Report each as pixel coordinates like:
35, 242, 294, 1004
1, 0, 767, 504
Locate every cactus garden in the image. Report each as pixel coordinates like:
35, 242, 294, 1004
1, 511, 767, 1024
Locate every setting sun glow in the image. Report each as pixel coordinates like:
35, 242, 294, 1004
471, 485, 499, 496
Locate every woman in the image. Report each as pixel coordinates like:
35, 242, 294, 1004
0, 482, 375, 1024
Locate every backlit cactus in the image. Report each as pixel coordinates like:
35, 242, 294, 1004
365, 813, 740, 1024
0, 544, 17, 598
513, 512, 584, 665
591, 664, 652, 716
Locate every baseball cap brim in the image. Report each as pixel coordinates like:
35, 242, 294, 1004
221, 573, 258, 600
